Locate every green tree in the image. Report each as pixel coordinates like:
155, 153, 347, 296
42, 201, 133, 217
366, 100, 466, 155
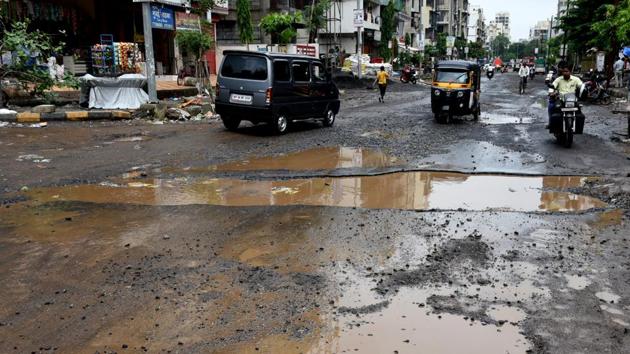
379, 0, 396, 61
236, 0, 254, 48
404, 33, 412, 47
304, 0, 331, 43
0, 20, 78, 106
491, 34, 510, 58
435, 33, 447, 57
260, 12, 301, 44
468, 41, 486, 60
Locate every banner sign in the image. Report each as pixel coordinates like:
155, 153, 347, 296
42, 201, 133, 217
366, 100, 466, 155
353, 9, 363, 27
213, 0, 229, 15
176, 12, 201, 31
151, 5, 175, 30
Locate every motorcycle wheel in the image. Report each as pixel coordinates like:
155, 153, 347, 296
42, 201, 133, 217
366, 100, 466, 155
564, 130, 573, 148
411, 78, 417, 85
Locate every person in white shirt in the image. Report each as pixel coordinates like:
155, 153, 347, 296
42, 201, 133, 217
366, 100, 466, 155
518, 64, 530, 87
613, 58, 624, 88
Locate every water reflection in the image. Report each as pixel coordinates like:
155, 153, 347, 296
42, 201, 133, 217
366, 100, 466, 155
28, 173, 605, 212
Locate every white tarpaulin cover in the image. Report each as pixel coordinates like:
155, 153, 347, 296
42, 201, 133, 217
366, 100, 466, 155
80, 74, 149, 109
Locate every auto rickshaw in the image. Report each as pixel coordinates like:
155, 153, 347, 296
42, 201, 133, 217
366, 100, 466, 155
431, 60, 481, 124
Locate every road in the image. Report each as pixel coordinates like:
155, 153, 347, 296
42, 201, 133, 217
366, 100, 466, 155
1, 72, 629, 354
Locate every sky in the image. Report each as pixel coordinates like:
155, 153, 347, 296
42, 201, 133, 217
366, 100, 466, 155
473, 0, 559, 41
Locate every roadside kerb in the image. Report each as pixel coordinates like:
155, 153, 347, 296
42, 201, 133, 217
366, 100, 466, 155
0, 111, 133, 122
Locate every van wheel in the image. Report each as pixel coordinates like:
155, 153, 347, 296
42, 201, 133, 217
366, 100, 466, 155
221, 116, 241, 131
272, 114, 289, 134
323, 109, 336, 127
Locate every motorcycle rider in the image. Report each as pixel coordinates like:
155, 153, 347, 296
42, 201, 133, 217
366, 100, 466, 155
519, 63, 530, 90
548, 66, 583, 128
487, 65, 495, 80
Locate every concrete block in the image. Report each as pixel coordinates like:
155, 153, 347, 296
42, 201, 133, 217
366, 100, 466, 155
66, 111, 89, 120
88, 111, 113, 120
32, 104, 56, 114
40, 112, 67, 121
17, 112, 40, 123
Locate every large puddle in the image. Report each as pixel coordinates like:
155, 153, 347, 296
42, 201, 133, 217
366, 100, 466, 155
26, 172, 605, 212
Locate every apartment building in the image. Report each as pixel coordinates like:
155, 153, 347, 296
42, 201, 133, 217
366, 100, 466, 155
529, 20, 551, 41
467, 4, 485, 43
494, 11, 510, 40
318, 0, 422, 57
433, 0, 469, 38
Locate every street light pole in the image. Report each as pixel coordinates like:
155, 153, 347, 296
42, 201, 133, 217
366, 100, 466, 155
142, 2, 158, 102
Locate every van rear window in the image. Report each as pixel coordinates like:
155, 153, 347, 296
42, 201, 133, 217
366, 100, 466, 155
221, 55, 268, 80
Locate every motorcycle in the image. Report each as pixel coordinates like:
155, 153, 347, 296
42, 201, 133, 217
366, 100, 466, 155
487, 68, 495, 80
529, 68, 535, 80
400, 65, 418, 84
548, 86, 586, 148
545, 70, 556, 85
582, 70, 611, 104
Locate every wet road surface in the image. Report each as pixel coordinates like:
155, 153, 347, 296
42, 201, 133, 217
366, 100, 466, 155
1, 73, 629, 354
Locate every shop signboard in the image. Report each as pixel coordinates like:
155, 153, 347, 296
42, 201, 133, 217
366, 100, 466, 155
151, 5, 175, 30
134, 0, 191, 7
353, 9, 363, 27
213, 0, 229, 15
596, 51, 606, 72
446, 36, 455, 49
176, 12, 201, 31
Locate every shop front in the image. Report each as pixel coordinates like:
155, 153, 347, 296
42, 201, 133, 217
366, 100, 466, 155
3, 0, 181, 77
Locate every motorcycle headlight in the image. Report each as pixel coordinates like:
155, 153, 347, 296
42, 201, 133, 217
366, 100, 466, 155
434, 90, 441, 96
457, 91, 464, 98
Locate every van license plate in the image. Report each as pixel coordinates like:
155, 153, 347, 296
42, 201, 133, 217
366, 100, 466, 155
230, 94, 253, 105
442, 105, 450, 111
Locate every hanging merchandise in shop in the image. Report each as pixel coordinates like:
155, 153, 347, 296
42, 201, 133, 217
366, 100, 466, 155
8, 1, 80, 34
91, 35, 144, 77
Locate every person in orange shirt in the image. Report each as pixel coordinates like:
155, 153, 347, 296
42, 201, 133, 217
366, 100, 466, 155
374, 66, 389, 103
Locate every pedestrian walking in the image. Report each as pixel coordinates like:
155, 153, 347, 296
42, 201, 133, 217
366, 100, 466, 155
374, 66, 389, 103
613, 57, 624, 88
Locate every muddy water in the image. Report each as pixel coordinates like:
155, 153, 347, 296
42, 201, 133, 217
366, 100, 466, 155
204, 147, 399, 172
312, 288, 530, 354
27, 173, 605, 212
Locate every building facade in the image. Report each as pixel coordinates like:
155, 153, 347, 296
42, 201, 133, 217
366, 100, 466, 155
433, 0, 469, 38
466, 4, 485, 43
529, 20, 551, 41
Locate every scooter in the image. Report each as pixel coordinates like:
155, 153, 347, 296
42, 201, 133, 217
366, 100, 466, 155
548, 86, 586, 148
487, 68, 494, 80
400, 66, 418, 84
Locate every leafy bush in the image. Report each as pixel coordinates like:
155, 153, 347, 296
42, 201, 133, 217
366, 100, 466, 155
260, 12, 302, 44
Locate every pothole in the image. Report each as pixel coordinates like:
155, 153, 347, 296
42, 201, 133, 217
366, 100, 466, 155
25, 172, 605, 212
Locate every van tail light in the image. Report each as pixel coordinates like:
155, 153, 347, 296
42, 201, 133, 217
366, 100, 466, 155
265, 87, 272, 104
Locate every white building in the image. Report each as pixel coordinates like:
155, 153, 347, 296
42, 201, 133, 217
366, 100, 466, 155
467, 4, 485, 43
494, 11, 510, 40
529, 20, 551, 41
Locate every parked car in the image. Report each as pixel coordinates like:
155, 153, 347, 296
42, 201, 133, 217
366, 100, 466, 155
215, 51, 341, 134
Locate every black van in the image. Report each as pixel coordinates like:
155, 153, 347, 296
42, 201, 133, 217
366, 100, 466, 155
215, 51, 340, 134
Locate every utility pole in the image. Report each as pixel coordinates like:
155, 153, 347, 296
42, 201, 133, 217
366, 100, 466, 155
142, 2, 158, 102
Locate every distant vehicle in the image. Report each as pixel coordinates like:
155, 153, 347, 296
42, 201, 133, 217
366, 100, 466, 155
215, 51, 341, 134
431, 60, 482, 124
535, 58, 546, 75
